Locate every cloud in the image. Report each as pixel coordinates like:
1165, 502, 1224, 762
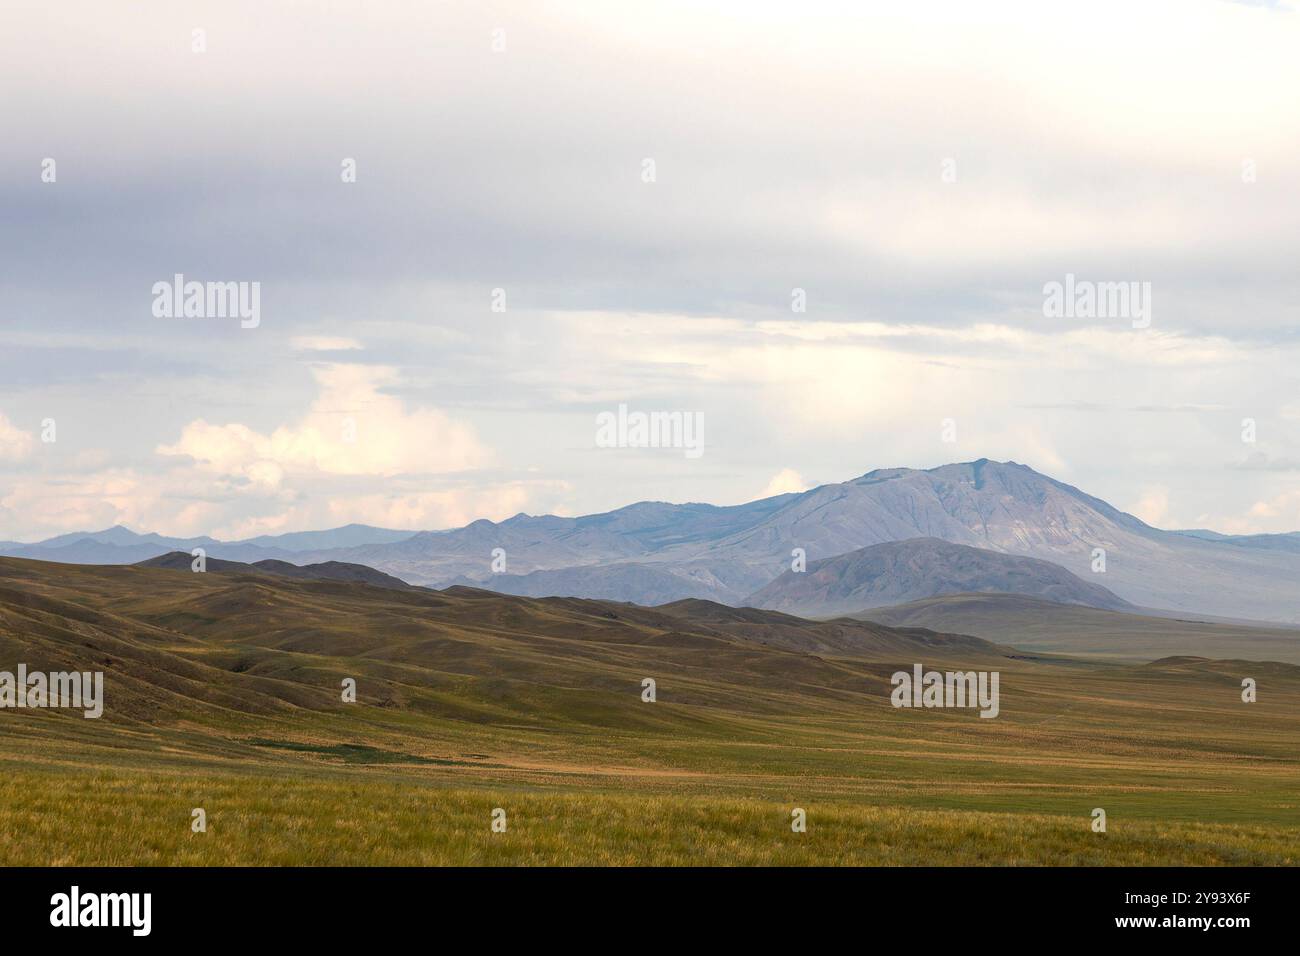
1198, 489, 1300, 534
290, 336, 363, 352
0, 463, 565, 542
157, 364, 488, 480
1229, 451, 1300, 471
5, 0, 1299, 335
209, 481, 565, 541
1130, 487, 1171, 526
0, 414, 34, 460
2, 1, 1299, 541
756, 468, 809, 499
0, 468, 156, 533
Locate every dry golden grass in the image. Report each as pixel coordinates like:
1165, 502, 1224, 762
2, 763, 1296, 866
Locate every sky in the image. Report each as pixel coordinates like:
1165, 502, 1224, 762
2, 0, 1299, 542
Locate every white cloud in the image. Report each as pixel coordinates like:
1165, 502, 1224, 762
0, 463, 565, 542
0, 468, 156, 533
1194, 488, 1300, 535
157, 364, 488, 480
756, 468, 809, 499
1246, 490, 1300, 523
209, 481, 564, 541
1130, 487, 1171, 527
0, 414, 34, 461
2, 0, 1299, 541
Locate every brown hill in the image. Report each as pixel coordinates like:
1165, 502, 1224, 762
136, 551, 414, 590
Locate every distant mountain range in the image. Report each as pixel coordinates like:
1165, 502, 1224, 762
745, 538, 1135, 618
6, 459, 1300, 622
0, 523, 418, 565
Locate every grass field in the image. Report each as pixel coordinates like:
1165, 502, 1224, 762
1, 558, 1297, 865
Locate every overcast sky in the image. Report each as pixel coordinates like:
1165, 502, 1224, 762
2, 0, 1299, 541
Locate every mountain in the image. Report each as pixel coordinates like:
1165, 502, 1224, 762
315, 459, 1300, 622
0, 523, 416, 565
745, 538, 1134, 617
8, 460, 1300, 622
234, 524, 418, 552
0, 525, 223, 565
854, 592, 1300, 665
4, 538, 198, 566
1175, 529, 1233, 542
321, 498, 798, 590
0, 526, 273, 564
34, 524, 181, 548
135, 552, 414, 590
445, 562, 735, 604
1175, 529, 1300, 554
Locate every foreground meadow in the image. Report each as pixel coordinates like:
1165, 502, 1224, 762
2, 754, 1296, 866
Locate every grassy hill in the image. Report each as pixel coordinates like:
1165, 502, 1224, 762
0, 557, 1297, 865
854, 592, 1300, 664
137, 550, 416, 590
746, 538, 1134, 617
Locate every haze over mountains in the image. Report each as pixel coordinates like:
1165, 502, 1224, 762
7, 460, 1300, 623
0, 522, 416, 566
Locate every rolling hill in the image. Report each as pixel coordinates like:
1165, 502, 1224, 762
0, 554, 1010, 729
136, 551, 415, 590
745, 538, 1135, 618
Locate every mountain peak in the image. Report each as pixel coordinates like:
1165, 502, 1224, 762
852, 458, 1039, 485
81, 525, 147, 544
